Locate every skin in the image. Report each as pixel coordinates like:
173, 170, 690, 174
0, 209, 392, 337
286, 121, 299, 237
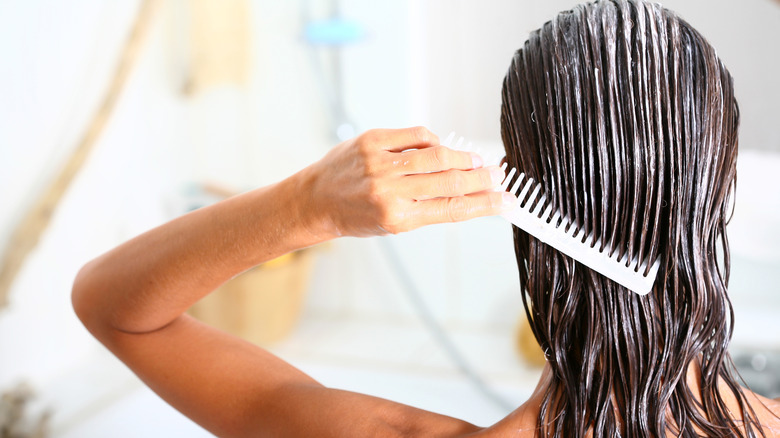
72, 127, 513, 437
72, 126, 780, 437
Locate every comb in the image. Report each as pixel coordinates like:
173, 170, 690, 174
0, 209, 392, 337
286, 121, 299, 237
442, 132, 660, 295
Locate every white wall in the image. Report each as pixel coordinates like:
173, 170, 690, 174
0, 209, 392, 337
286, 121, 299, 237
0, 0, 187, 390
411, 0, 780, 152
0, 0, 418, 406
0, 1, 349, 433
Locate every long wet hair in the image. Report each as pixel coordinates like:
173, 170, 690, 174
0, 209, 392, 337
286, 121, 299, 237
500, 1, 764, 436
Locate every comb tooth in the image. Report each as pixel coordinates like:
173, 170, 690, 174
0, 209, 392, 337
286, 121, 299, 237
454, 136, 465, 150
642, 257, 660, 277
549, 210, 561, 226
639, 256, 652, 274
517, 177, 534, 203
500, 167, 517, 191
530, 192, 546, 215
563, 220, 576, 236
583, 232, 597, 247
443, 132, 455, 147
605, 245, 618, 261
541, 203, 553, 221
525, 183, 542, 209
641, 262, 651, 277
486, 152, 502, 166
630, 254, 642, 272
620, 251, 630, 266
509, 173, 525, 196
615, 250, 629, 266
616, 251, 627, 266
586, 232, 598, 248
570, 224, 582, 240
465, 141, 473, 152
625, 253, 636, 270
581, 229, 591, 244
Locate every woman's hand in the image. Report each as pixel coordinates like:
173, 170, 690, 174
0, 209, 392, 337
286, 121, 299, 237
72, 126, 513, 334
303, 127, 516, 237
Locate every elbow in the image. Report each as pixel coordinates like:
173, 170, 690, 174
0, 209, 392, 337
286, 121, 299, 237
71, 260, 101, 333
71, 258, 160, 336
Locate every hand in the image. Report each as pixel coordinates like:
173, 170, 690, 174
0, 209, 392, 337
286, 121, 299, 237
304, 127, 516, 237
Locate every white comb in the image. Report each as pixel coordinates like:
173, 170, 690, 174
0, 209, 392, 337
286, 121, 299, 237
443, 132, 660, 295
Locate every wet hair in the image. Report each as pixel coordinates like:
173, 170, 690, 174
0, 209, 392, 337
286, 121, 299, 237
500, 0, 765, 436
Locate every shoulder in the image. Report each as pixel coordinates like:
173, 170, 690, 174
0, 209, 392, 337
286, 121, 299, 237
472, 402, 538, 437
744, 390, 780, 435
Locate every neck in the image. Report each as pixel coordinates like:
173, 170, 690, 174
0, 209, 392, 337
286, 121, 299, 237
511, 358, 743, 432
497, 355, 779, 436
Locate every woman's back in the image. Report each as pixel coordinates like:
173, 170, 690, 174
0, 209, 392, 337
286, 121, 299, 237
499, 0, 780, 436
482, 366, 780, 436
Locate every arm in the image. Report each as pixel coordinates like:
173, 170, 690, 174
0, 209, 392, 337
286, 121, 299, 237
72, 127, 513, 437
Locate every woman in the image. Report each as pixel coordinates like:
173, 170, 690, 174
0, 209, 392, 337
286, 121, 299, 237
499, 1, 780, 436
73, 0, 780, 436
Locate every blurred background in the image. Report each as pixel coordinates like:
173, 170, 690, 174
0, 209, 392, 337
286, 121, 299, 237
0, 0, 778, 436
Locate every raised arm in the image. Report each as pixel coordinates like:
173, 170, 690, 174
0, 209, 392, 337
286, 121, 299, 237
72, 127, 514, 437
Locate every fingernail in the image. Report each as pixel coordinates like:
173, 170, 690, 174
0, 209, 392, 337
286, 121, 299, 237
490, 166, 505, 185
470, 152, 484, 169
502, 192, 518, 210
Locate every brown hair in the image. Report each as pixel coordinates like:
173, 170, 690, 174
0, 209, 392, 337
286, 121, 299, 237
500, 0, 763, 436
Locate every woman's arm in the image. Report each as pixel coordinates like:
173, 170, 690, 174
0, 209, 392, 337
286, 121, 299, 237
72, 127, 513, 437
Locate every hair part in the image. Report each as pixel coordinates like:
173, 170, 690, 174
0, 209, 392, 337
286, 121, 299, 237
500, 0, 762, 436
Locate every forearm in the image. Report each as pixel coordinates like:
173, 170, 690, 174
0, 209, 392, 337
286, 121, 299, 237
72, 166, 330, 335
72, 127, 510, 339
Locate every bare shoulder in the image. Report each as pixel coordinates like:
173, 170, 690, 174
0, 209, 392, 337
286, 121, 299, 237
745, 390, 780, 435
471, 401, 538, 437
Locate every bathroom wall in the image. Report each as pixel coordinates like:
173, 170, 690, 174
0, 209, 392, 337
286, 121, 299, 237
0, 0, 189, 392
0, 2, 418, 430
412, 0, 780, 152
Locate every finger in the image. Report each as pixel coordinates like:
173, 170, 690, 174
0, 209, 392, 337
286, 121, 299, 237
361, 126, 439, 152
404, 166, 505, 200
395, 146, 484, 175
413, 191, 517, 226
